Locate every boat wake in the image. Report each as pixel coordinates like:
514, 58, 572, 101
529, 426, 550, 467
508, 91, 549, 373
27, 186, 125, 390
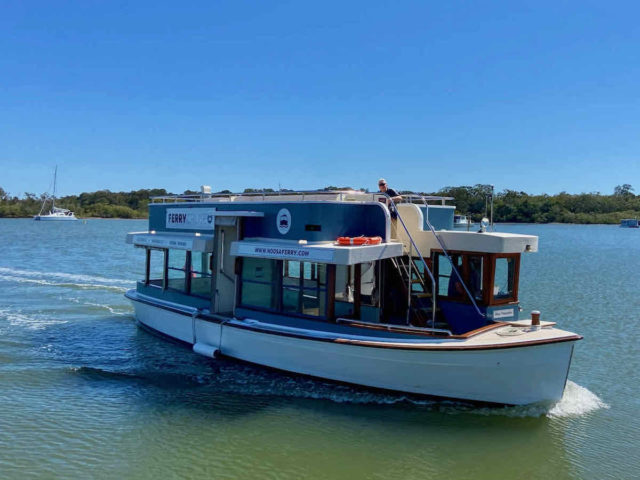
0, 308, 68, 331
0, 267, 132, 293
0, 267, 131, 286
66, 297, 132, 316
62, 355, 608, 419
546, 380, 609, 417
467, 380, 608, 418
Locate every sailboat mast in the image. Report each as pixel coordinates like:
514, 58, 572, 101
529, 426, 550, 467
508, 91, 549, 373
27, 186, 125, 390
52, 165, 57, 208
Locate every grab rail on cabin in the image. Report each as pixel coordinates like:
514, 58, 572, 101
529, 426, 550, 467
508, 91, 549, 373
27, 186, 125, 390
384, 194, 438, 328
149, 190, 456, 205
416, 195, 486, 319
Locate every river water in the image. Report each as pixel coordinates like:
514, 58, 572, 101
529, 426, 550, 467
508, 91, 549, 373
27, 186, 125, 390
0, 219, 637, 479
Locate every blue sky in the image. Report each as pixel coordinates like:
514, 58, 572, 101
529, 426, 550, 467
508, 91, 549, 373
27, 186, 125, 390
1, 0, 638, 197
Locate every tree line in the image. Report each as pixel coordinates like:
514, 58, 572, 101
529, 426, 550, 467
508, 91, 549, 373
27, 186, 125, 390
0, 184, 638, 224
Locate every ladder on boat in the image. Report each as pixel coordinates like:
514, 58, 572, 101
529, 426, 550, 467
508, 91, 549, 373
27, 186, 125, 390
385, 193, 486, 328
390, 254, 439, 327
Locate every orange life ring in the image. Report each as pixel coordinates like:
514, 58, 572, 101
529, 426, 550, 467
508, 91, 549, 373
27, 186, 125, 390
336, 236, 382, 246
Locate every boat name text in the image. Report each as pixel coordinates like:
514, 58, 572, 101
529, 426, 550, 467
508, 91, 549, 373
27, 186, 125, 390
166, 208, 216, 230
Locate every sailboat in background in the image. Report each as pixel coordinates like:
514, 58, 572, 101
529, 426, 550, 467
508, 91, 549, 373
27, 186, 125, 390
33, 166, 78, 221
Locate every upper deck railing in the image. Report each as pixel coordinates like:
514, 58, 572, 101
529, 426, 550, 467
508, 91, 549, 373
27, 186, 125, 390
150, 190, 455, 205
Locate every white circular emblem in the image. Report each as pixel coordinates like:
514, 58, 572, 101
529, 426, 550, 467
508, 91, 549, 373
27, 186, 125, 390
277, 208, 291, 235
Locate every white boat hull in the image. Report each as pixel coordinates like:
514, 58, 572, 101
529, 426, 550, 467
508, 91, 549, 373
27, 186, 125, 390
34, 215, 78, 221
130, 292, 575, 405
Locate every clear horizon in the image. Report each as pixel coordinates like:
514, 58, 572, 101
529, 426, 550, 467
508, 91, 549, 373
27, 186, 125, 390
1, 1, 638, 198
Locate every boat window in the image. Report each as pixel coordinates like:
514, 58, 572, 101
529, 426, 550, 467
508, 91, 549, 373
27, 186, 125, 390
335, 265, 354, 303
240, 257, 279, 310
147, 248, 165, 288
167, 249, 188, 292
360, 261, 378, 306
493, 257, 515, 300
190, 252, 213, 298
468, 255, 483, 301
436, 253, 463, 297
282, 261, 327, 317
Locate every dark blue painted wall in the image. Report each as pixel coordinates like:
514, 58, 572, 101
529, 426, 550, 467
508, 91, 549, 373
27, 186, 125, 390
149, 202, 389, 241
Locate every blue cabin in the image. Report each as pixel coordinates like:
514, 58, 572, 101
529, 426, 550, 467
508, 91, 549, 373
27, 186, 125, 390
126, 190, 537, 336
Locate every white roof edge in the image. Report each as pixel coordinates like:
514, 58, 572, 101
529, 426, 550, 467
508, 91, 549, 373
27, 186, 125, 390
230, 239, 403, 265
126, 232, 214, 251
436, 230, 538, 253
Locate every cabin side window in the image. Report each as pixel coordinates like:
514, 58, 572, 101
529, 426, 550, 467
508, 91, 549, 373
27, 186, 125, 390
359, 262, 378, 306
492, 256, 516, 302
240, 257, 279, 310
434, 250, 519, 305
435, 252, 485, 302
146, 248, 166, 288
282, 260, 327, 317
334, 262, 379, 320
148, 249, 214, 297
190, 252, 214, 298
238, 258, 329, 319
468, 255, 484, 301
335, 265, 354, 304
436, 253, 463, 298
167, 249, 188, 292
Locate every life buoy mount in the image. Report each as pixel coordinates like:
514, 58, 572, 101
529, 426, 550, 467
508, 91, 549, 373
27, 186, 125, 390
336, 236, 382, 246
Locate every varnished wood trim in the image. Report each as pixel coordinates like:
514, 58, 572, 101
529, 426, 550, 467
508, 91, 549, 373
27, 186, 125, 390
334, 334, 583, 351
128, 293, 583, 352
454, 322, 506, 338
224, 319, 582, 351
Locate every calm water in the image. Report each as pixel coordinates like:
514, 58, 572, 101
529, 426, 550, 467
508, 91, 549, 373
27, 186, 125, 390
0, 219, 637, 479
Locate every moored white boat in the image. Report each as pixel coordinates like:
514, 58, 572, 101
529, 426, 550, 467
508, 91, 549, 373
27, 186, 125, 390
453, 214, 473, 228
124, 187, 581, 405
33, 166, 78, 221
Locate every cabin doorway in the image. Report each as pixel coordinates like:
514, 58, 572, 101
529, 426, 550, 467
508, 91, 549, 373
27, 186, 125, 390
213, 222, 237, 314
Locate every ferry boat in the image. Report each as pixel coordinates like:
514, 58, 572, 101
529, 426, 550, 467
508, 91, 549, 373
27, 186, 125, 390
33, 166, 78, 221
124, 188, 582, 405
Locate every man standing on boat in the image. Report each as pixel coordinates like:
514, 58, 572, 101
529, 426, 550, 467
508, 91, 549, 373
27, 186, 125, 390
378, 178, 402, 238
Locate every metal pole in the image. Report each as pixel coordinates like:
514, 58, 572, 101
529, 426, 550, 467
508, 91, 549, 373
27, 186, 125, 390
490, 185, 494, 231
406, 243, 413, 325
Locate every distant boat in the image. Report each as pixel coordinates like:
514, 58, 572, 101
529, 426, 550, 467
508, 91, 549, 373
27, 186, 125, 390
620, 219, 639, 228
453, 214, 473, 228
33, 166, 78, 221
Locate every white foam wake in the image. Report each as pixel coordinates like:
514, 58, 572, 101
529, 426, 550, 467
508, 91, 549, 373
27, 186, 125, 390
0, 266, 133, 286
0, 308, 68, 331
0, 274, 129, 293
67, 297, 132, 316
468, 380, 608, 418
546, 380, 608, 418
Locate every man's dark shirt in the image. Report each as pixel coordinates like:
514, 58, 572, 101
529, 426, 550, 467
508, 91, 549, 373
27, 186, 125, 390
382, 187, 400, 218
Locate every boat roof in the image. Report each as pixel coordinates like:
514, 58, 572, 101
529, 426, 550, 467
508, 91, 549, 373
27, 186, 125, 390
150, 190, 455, 205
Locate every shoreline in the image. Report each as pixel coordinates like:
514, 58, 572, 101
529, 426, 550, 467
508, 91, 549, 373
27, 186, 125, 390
0, 216, 627, 225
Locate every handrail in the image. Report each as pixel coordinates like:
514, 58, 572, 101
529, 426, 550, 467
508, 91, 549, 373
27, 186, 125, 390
149, 190, 456, 205
385, 194, 438, 328
150, 190, 373, 203
417, 196, 486, 318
